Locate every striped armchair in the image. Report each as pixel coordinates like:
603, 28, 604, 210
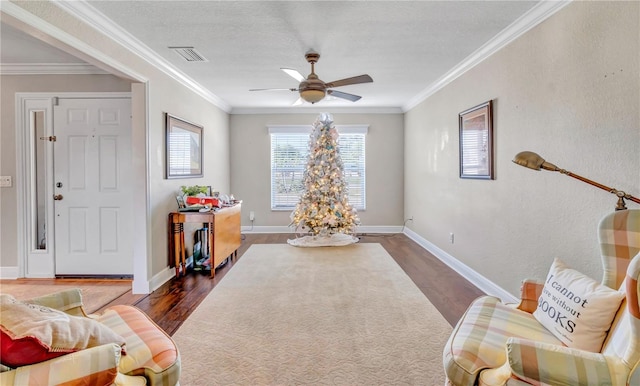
444, 209, 640, 386
0, 289, 181, 386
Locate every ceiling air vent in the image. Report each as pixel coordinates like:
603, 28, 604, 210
169, 47, 208, 62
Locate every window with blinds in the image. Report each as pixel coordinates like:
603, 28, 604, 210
270, 132, 309, 209
338, 133, 366, 209
269, 125, 367, 210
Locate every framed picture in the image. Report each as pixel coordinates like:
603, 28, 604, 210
459, 100, 494, 179
165, 113, 203, 179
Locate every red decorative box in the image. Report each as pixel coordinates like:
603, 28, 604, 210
185, 196, 220, 207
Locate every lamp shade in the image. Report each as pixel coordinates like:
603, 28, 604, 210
512, 150, 639, 210
512, 151, 558, 171
300, 88, 326, 104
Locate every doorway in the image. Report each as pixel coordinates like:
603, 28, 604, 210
16, 93, 133, 278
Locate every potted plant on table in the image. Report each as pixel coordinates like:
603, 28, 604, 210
180, 185, 209, 197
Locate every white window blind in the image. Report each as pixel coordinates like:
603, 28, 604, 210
270, 132, 309, 209
269, 125, 367, 210
338, 133, 366, 210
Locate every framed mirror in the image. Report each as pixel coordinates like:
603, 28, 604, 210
459, 100, 494, 180
165, 113, 203, 179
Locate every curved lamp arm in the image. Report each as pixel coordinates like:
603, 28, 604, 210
512, 151, 640, 211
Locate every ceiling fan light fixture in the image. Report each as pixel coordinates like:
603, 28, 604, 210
300, 89, 326, 104
250, 50, 372, 104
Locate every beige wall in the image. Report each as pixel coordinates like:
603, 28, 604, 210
230, 113, 404, 228
5, 1, 637, 298
145, 80, 230, 276
2, 1, 230, 286
0, 74, 132, 267
404, 1, 640, 295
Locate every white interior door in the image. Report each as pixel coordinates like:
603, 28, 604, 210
53, 98, 133, 276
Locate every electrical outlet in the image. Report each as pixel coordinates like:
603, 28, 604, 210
449, 232, 455, 244
0, 176, 12, 188
249, 211, 255, 221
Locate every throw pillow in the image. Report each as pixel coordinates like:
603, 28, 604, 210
0, 294, 126, 367
532, 258, 625, 352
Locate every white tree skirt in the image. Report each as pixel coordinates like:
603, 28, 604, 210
287, 233, 359, 247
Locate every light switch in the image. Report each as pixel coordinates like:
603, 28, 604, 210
0, 176, 12, 187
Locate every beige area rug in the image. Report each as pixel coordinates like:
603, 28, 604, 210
0, 281, 131, 314
173, 243, 452, 385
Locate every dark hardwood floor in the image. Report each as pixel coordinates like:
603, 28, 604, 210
101, 233, 485, 335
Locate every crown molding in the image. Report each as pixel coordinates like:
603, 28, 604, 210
0, 1, 147, 82
0, 63, 108, 75
402, 0, 572, 112
55, 1, 231, 113
5, 0, 570, 115
231, 106, 403, 115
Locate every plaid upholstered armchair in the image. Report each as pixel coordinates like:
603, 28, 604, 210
0, 289, 180, 385
444, 209, 640, 386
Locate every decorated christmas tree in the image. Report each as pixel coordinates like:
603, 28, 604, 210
289, 113, 359, 246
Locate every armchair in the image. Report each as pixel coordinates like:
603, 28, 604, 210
0, 288, 180, 386
443, 209, 640, 386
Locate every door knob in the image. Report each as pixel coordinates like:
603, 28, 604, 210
53, 194, 63, 201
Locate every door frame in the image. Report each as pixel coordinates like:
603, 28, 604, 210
15, 92, 149, 290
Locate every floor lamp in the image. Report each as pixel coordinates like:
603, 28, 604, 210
512, 151, 640, 211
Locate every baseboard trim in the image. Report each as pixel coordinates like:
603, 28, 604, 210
132, 277, 150, 295
0, 264, 163, 295
241, 225, 404, 234
403, 227, 517, 303
357, 226, 404, 234
242, 226, 292, 233
146, 266, 175, 294
0, 266, 19, 279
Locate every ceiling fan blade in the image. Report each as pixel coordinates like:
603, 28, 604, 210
249, 88, 298, 92
324, 74, 373, 88
292, 97, 304, 106
281, 68, 306, 82
327, 89, 362, 102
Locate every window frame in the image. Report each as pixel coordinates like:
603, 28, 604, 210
269, 124, 368, 211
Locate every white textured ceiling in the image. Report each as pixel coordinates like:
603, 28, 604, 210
1, 1, 542, 112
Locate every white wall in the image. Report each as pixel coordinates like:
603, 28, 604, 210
2, 1, 230, 288
404, 1, 639, 295
5, 1, 638, 299
230, 113, 404, 229
0, 74, 132, 268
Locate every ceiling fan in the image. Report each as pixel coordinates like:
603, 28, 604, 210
250, 50, 373, 104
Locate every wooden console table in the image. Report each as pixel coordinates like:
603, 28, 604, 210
168, 203, 241, 278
